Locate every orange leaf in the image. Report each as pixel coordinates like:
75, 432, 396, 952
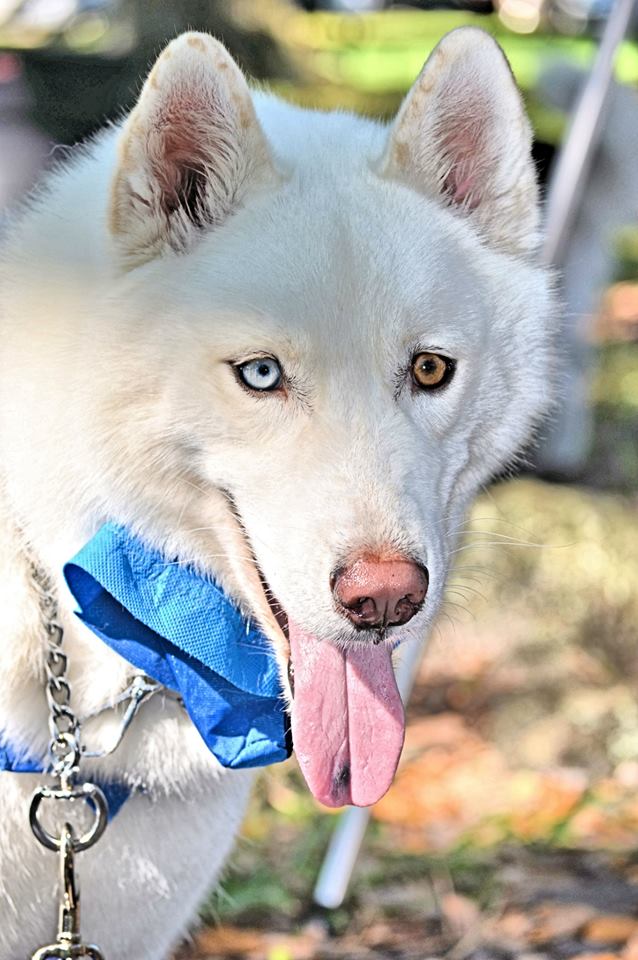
582, 917, 638, 944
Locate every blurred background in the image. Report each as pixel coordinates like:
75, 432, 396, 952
2, 2, 638, 958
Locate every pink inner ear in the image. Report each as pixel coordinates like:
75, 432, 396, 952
440, 126, 484, 210
443, 167, 481, 209
146, 87, 238, 225
156, 128, 208, 215
437, 95, 490, 211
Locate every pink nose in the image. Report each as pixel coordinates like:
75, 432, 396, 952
332, 557, 428, 630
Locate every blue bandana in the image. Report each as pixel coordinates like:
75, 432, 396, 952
0, 524, 290, 792
64, 523, 291, 769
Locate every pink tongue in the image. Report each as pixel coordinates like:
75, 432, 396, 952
289, 623, 405, 808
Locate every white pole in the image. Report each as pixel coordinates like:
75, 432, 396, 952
542, 0, 636, 266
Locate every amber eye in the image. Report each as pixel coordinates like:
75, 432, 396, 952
411, 352, 456, 390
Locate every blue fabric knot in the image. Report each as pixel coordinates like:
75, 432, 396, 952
63, 523, 291, 770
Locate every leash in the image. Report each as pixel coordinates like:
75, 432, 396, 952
26, 565, 162, 960
27, 562, 108, 958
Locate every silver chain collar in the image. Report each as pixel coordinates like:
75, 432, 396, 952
30, 561, 174, 775
32, 563, 83, 786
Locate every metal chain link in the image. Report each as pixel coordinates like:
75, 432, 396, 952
31, 563, 82, 789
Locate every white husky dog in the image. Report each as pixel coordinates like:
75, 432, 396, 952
0, 27, 552, 959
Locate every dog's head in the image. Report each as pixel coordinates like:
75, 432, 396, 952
100, 29, 553, 805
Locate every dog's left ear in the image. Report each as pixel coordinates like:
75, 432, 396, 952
379, 28, 539, 257
110, 32, 279, 267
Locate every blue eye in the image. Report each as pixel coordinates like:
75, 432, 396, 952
237, 357, 283, 392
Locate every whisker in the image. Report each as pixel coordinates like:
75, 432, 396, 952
436, 609, 460, 636
441, 599, 475, 622
157, 551, 255, 567
454, 530, 543, 544
446, 583, 487, 602
450, 538, 566, 556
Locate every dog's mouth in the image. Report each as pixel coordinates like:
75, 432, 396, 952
223, 492, 405, 809
259, 576, 405, 810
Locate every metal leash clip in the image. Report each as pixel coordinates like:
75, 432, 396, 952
30, 820, 106, 960
29, 564, 109, 960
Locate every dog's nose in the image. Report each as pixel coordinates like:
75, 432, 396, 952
332, 557, 428, 629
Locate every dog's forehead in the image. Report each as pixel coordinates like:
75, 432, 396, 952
179, 176, 487, 349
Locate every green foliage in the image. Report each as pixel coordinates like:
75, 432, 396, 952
614, 227, 638, 282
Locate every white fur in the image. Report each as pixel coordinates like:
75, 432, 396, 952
0, 29, 553, 958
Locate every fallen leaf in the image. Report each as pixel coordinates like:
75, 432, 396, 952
582, 917, 638, 944
190, 921, 326, 960
192, 925, 265, 956
529, 903, 597, 943
360, 922, 394, 947
569, 954, 620, 960
441, 892, 481, 937
487, 909, 534, 946
623, 933, 638, 960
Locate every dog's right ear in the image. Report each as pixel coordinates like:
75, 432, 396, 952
109, 32, 279, 267
379, 28, 540, 257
